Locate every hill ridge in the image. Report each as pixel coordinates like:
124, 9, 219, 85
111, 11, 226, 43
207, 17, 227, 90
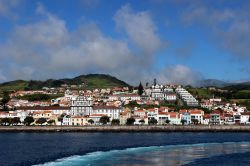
0, 74, 131, 92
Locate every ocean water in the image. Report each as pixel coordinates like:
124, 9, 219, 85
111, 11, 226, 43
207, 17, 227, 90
1, 132, 250, 166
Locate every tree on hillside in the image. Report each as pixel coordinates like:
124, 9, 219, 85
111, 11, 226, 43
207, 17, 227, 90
24, 116, 34, 126
111, 119, 120, 125
126, 117, 135, 125
99, 116, 110, 125
1, 91, 10, 111
138, 82, 144, 96
36, 118, 47, 125
124, 101, 140, 108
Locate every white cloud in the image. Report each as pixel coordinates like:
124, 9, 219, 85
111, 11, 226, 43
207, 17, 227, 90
157, 65, 202, 86
0, 4, 202, 86
114, 4, 163, 56
0, 0, 20, 18
181, 3, 250, 60
0, 5, 135, 83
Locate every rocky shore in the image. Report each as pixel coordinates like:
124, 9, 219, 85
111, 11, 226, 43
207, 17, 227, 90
0, 125, 250, 132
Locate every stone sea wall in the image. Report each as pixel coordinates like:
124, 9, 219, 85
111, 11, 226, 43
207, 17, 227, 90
0, 125, 250, 132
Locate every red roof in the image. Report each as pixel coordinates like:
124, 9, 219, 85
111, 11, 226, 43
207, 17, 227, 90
89, 114, 105, 117
135, 109, 145, 112
211, 110, 221, 115
179, 109, 188, 114
189, 109, 203, 114
203, 114, 210, 119
17, 106, 70, 110
168, 112, 178, 118
241, 112, 250, 115
93, 106, 120, 110
158, 112, 168, 115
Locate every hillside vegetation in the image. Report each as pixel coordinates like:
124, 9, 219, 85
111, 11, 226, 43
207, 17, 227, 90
0, 74, 131, 93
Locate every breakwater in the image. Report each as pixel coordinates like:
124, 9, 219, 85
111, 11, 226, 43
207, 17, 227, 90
0, 125, 250, 132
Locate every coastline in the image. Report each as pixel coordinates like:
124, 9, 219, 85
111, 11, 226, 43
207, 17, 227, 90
0, 125, 250, 132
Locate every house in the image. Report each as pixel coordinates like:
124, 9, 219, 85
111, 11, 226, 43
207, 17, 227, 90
240, 112, 250, 124
157, 112, 170, 125
209, 110, 222, 125
189, 109, 204, 124
108, 95, 119, 101
119, 94, 141, 102
92, 105, 122, 120
62, 115, 71, 125
133, 116, 148, 125
71, 116, 89, 126
180, 112, 191, 125
150, 84, 175, 101
119, 108, 132, 125
16, 106, 70, 115
134, 109, 146, 117
203, 114, 210, 125
89, 114, 105, 124
234, 113, 241, 124
32, 111, 53, 120
168, 112, 181, 125
200, 101, 213, 110
147, 108, 158, 122
224, 114, 234, 125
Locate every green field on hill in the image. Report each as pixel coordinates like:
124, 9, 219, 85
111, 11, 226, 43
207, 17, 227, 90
0, 74, 130, 95
187, 88, 213, 99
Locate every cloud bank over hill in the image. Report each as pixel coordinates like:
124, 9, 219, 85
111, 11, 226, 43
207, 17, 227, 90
0, 3, 200, 85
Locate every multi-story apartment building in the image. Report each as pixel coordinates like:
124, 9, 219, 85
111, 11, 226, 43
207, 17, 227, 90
175, 88, 199, 106
70, 95, 93, 116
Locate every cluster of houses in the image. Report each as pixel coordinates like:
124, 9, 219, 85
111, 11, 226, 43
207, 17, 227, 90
0, 80, 249, 126
0, 91, 249, 126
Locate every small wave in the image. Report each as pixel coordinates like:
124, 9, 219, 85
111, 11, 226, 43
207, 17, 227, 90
34, 142, 250, 166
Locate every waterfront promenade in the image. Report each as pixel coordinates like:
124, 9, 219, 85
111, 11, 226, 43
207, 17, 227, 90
1, 125, 250, 132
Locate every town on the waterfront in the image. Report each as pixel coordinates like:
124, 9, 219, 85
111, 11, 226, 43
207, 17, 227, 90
0, 77, 249, 128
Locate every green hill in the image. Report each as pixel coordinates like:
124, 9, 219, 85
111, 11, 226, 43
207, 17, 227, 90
0, 74, 131, 92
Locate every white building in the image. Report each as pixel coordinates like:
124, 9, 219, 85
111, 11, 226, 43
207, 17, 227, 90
70, 95, 93, 116
150, 84, 175, 101
92, 106, 122, 120
189, 109, 204, 124
240, 112, 250, 124
175, 88, 199, 106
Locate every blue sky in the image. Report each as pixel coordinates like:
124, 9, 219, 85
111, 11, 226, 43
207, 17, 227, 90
0, 0, 250, 85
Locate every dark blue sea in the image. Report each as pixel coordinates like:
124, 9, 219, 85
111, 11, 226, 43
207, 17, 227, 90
1, 132, 250, 166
